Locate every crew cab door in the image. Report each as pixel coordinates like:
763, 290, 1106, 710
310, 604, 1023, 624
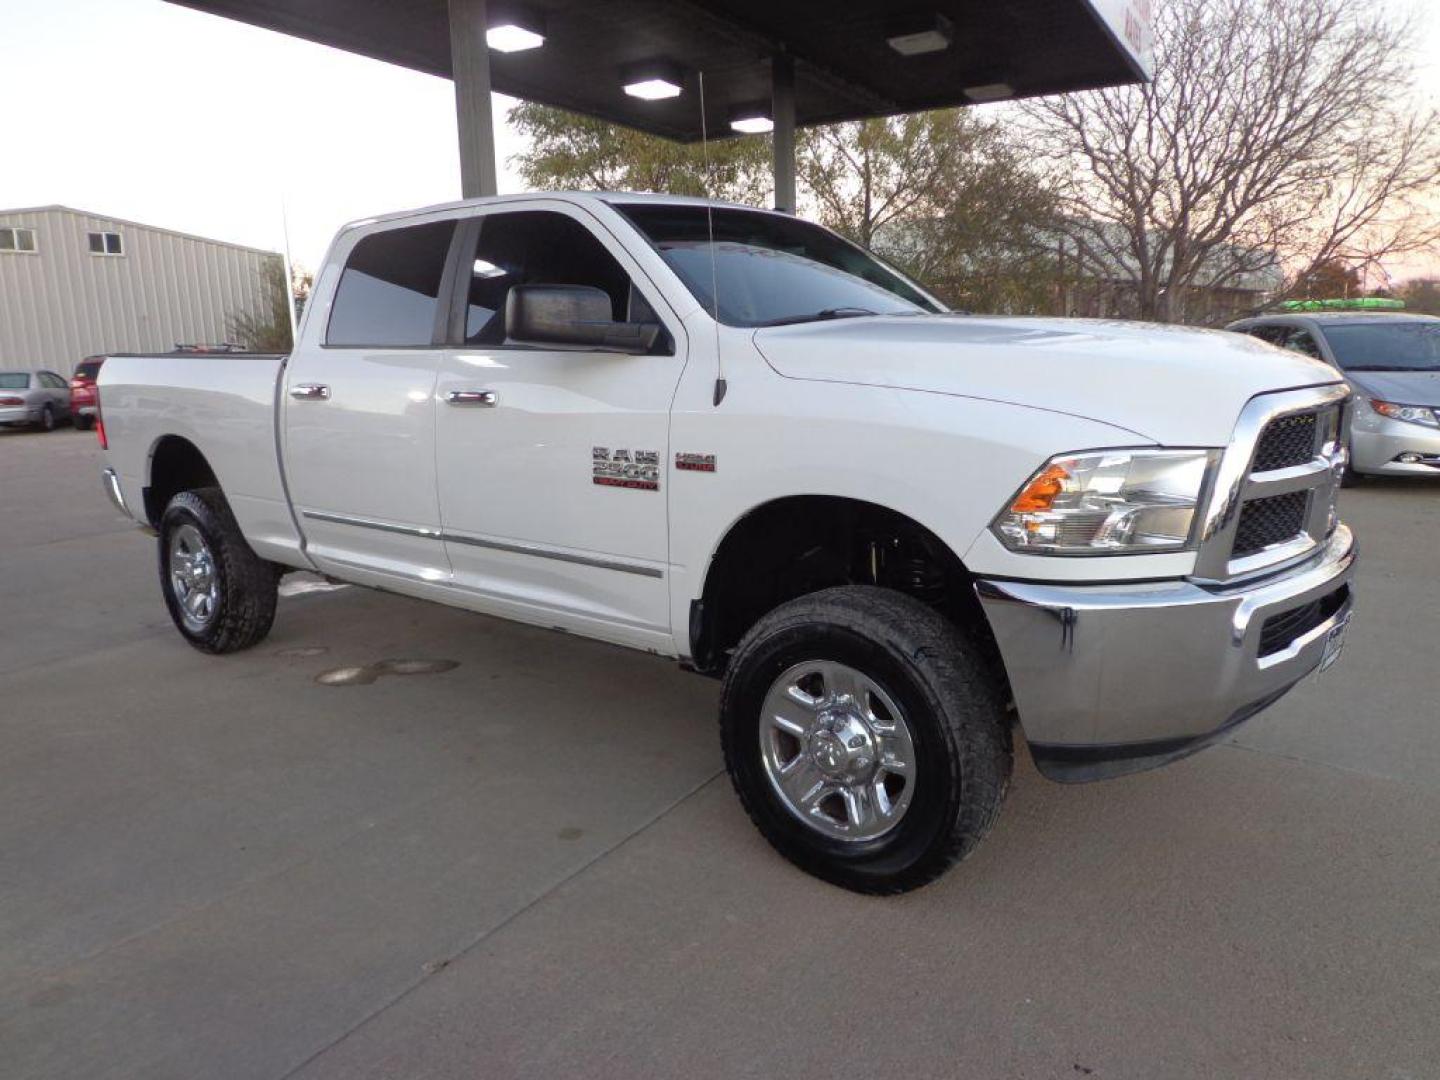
283, 217, 458, 583
434, 204, 686, 649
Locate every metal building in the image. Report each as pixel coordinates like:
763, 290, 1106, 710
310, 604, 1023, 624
0, 205, 282, 374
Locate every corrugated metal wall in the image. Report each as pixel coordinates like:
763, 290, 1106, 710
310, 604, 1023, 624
0, 206, 283, 374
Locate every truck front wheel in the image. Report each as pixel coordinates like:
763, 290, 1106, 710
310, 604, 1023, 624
158, 487, 279, 654
720, 586, 1012, 894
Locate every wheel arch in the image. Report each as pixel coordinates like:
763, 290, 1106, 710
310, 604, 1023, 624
688, 494, 1008, 690
143, 435, 220, 527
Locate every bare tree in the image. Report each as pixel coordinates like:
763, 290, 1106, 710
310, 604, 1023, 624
1021, 0, 1440, 324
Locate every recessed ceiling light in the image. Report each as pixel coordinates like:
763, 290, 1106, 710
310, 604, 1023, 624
964, 81, 1014, 102
622, 60, 684, 101
487, 23, 544, 52
886, 13, 954, 56
729, 102, 773, 134
625, 77, 682, 100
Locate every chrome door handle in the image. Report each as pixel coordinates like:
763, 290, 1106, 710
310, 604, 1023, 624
290, 383, 330, 400
446, 390, 497, 407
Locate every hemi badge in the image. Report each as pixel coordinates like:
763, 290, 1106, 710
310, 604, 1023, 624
676, 452, 716, 473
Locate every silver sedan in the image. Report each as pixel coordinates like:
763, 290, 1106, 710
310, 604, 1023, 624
0, 370, 72, 431
1226, 313, 1440, 480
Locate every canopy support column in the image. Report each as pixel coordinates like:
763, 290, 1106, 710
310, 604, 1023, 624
449, 0, 498, 198
772, 53, 796, 214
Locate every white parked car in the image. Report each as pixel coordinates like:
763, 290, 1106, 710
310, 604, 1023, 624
95, 194, 1356, 892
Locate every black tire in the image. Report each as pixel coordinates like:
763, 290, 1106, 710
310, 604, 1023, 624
73, 414, 93, 431
720, 585, 1012, 894
37, 405, 55, 432
1340, 464, 1365, 488
158, 487, 279, 654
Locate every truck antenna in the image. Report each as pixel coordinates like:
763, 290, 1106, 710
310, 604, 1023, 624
697, 70, 727, 406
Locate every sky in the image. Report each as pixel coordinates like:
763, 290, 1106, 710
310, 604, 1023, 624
2, 0, 1437, 279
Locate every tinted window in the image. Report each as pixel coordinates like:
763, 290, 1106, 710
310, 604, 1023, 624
39, 372, 66, 389
616, 204, 938, 327
1246, 325, 1288, 345
464, 211, 633, 345
1282, 328, 1322, 359
0, 372, 30, 389
327, 220, 456, 346
74, 360, 103, 380
1322, 320, 1440, 372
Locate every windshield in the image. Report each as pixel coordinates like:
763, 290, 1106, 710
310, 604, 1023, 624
1324, 321, 1440, 372
0, 372, 30, 389
615, 204, 940, 328
74, 361, 102, 380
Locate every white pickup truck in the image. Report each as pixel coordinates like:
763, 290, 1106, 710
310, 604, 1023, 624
97, 193, 1356, 892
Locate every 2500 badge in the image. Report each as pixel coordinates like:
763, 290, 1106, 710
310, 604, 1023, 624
593, 447, 660, 491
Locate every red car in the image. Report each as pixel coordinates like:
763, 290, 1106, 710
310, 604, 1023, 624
70, 356, 104, 431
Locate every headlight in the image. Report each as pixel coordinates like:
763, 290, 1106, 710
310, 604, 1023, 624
1368, 398, 1439, 428
992, 449, 1218, 555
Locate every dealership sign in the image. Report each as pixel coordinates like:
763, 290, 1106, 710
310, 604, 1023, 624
1084, 0, 1154, 79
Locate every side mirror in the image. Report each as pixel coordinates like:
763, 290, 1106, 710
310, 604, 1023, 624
506, 284, 660, 353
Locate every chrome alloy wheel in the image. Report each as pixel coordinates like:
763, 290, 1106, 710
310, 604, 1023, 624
759, 660, 917, 842
168, 523, 219, 632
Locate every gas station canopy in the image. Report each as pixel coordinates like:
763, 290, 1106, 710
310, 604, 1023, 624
168, 0, 1150, 208
170, 0, 1150, 141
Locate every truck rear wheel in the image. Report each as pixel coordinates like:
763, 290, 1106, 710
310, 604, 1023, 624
158, 487, 279, 654
719, 586, 1011, 894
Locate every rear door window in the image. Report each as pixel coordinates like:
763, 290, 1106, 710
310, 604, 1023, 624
0, 373, 30, 389
327, 220, 456, 347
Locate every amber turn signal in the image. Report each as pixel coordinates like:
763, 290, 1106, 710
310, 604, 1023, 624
1009, 462, 1070, 513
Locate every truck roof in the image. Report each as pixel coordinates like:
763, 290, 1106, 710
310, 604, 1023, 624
1239, 311, 1440, 327
337, 191, 786, 235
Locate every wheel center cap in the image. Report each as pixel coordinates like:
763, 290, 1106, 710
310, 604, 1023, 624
809, 710, 876, 782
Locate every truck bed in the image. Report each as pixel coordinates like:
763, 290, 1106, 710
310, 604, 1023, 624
98, 352, 306, 565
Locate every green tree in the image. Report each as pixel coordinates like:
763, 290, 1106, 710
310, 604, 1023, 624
510, 101, 1061, 314
508, 102, 772, 204
798, 111, 1061, 312
227, 260, 299, 353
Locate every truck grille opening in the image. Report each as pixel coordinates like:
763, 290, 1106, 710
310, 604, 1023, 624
1251, 411, 1319, 472
1232, 490, 1310, 556
1258, 584, 1349, 657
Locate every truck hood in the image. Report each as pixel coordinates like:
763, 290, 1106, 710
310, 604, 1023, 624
1343, 369, 1440, 407
752, 315, 1341, 445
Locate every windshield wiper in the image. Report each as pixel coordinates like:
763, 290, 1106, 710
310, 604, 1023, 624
756, 307, 878, 328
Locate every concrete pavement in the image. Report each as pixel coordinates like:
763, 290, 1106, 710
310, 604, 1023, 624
3, 426, 1438, 1079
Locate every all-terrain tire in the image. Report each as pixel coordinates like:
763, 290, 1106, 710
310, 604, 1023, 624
158, 487, 279, 654
719, 585, 1012, 894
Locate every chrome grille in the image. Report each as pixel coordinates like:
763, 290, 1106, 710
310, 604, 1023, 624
1233, 491, 1310, 556
1193, 385, 1350, 583
1252, 412, 1319, 472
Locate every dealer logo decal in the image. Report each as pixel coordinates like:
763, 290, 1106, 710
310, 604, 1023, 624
593, 447, 660, 491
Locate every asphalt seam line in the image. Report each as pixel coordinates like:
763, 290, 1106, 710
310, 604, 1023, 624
276, 766, 728, 1080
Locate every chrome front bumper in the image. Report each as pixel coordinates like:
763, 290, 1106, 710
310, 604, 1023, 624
977, 523, 1356, 783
